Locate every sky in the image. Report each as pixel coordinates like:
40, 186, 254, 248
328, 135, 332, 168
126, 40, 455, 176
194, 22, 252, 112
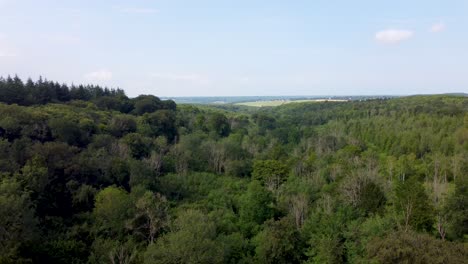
0, 0, 467, 97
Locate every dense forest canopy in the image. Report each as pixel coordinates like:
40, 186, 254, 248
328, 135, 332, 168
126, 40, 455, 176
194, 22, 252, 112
0, 77, 467, 263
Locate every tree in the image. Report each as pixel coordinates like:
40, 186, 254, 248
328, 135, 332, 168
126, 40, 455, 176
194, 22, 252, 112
0, 178, 38, 263
239, 181, 274, 236
49, 118, 86, 146
139, 110, 177, 141
144, 209, 223, 264
252, 159, 289, 192
289, 193, 309, 228
128, 191, 169, 244
303, 205, 355, 264
253, 217, 304, 264
19, 156, 49, 194
2, 76, 127, 106
1, 75, 26, 104
367, 231, 468, 264
202, 140, 226, 174
93, 186, 133, 238
427, 161, 451, 240
252, 113, 276, 134
132, 95, 163, 115
143, 137, 167, 176
88, 238, 139, 264
341, 174, 386, 215
129, 160, 157, 189
207, 113, 230, 137
445, 176, 468, 241
394, 177, 433, 232
121, 133, 153, 159
108, 115, 137, 137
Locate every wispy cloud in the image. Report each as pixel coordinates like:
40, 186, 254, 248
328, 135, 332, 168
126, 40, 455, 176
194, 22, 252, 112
84, 69, 113, 82
0, 0, 11, 7
118, 7, 159, 14
239, 77, 250, 82
0, 34, 17, 57
0, 52, 15, 57
386, 18, 416, 25
42, 34, 82, 45
150, 73, 211, 85
375, 29, 414, 44
430, 22, 446, 33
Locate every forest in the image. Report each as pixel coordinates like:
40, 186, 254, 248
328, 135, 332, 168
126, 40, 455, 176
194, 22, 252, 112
0, 76, 467, 263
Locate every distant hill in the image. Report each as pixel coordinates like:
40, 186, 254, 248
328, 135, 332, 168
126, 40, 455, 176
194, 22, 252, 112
407, 93, 468, 97
442, 93, 468, 97
162, 95, 398, 105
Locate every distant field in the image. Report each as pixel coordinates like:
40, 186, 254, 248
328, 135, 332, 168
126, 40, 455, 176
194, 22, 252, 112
235, 99, 348, 107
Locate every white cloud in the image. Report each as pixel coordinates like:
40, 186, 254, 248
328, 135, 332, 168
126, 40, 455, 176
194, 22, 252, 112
119, 7, 159, 14
375, 29, 414, 44
84, 70, 113, 82
430, 22, 446, 33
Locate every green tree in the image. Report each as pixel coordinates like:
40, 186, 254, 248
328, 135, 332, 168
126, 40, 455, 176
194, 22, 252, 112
93, 186, 133, 238
88, 238, 140, 264
252, 159, 289, 191
140, 110, 177, 141
303, 205, 355, 264
394, 177, 434, 232
445, 176, 468, 241
121, 133, 153, 159
128, 191, 169, 244
132, 95, 163, 115
367, 231, 468, 264
19, 156, 49, 194
253, 217, 304, 264
108, 115, 137, 137
49, 117, 86, 146
207, 113, 230, 137
0, 75, 25, 105
0, 178, 38, 263
144, 209, 223, 264
239, 180, 274, 236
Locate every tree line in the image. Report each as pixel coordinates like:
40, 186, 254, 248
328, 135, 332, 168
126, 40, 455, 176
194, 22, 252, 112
0, 75, 176, 114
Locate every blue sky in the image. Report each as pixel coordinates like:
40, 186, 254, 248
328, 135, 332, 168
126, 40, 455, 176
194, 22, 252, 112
0, 0, 467, 97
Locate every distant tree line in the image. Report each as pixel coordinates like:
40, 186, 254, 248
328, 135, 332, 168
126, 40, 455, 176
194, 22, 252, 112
0, 75, 176, 114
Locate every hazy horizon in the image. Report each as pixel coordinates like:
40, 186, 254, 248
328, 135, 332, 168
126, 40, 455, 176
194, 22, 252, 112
1, 0, 467, 97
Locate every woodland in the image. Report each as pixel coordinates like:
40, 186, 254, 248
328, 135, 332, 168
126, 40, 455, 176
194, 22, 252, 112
0, 76, 467, 263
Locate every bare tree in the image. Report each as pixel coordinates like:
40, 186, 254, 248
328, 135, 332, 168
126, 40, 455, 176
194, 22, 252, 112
207, 141, 226, 174
171, 145, 189, 175
341, 171, 369, 207
109, 244, 137, 264
289, 193, 309, 228
317, 194, 334, 215
402, 201, 413, 232
143, 137, 168, 176
143, 151, 163, 176
128, 192, 169, 244
429, 165, 449, 240
450, 153, 465, 181
111, 142, 130, 160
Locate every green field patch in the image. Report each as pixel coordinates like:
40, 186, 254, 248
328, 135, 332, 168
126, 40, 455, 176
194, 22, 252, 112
235, 99, 348, 107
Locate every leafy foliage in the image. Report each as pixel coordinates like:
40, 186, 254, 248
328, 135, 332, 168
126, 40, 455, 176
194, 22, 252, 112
0, 76, 467, 263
